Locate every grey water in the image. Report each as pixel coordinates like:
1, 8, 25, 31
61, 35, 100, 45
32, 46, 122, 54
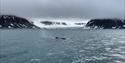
0, 29, 125, 63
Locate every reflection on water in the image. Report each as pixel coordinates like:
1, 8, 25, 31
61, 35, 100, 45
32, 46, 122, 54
0, 29, 125, 63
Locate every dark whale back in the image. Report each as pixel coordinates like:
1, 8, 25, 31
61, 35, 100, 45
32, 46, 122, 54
55, 37, 66, 40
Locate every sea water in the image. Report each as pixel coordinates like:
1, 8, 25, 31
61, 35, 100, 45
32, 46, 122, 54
0, 29, 125, 63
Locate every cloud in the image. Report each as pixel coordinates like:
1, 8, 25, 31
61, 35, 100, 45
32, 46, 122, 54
0, 0, 125, 19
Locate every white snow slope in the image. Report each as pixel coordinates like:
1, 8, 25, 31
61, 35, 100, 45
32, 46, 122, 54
30, 18, 89, 29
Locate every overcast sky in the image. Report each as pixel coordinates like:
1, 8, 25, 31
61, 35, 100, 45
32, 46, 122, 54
0, 0, 125, 19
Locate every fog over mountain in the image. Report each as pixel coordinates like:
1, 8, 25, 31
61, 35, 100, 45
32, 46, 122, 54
0, 0, 125, 19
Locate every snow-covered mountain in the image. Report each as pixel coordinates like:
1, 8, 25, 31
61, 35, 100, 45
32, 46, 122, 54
31, 19, 89, 29
86, 19, 125, 29
0, 15, 39, 29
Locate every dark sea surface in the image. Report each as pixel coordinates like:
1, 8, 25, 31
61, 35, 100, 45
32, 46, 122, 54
0, 29, 125, 63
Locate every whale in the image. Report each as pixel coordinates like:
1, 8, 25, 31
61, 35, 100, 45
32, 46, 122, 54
55, 37, 66, 40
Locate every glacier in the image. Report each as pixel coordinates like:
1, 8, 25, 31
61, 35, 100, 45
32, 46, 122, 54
30, 18, 89, 29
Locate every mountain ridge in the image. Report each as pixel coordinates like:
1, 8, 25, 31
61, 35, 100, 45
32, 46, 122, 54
0, 15, 39, 29
86, 19, 125, 29
0, 15, 125, 29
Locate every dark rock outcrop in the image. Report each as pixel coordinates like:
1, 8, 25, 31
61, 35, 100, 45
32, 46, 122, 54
40, 21, 67, 25
86, 19, 125, 29
40, 21, 53, 25
62, 22, 67, 25
0, 15, 38, 29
